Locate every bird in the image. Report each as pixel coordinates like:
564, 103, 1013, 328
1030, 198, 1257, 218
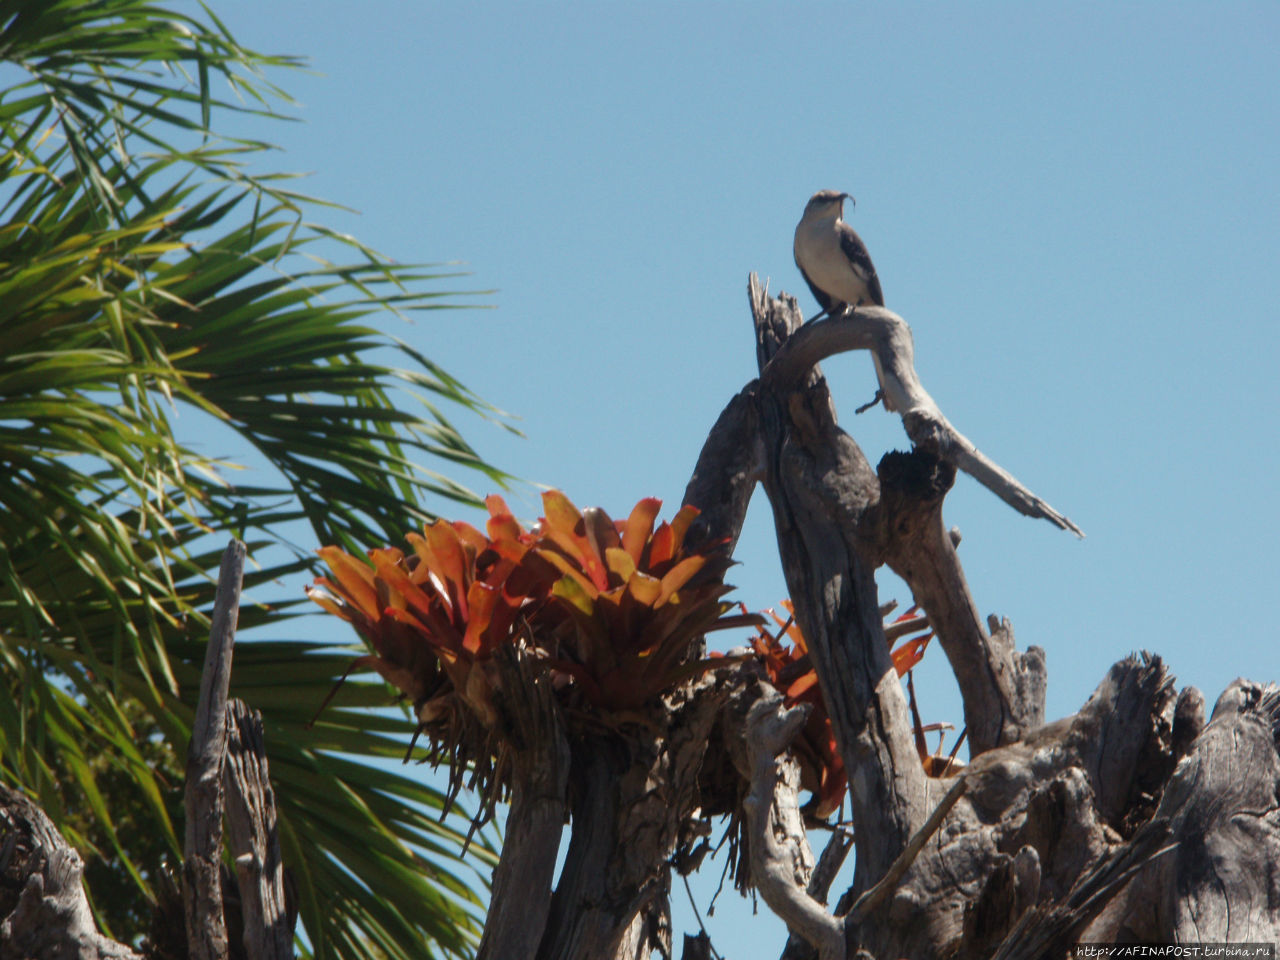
793, 189, 884, 319
793, 190, 890, 410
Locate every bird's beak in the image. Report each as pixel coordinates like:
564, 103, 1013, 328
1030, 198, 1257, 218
842, 192, 855, 208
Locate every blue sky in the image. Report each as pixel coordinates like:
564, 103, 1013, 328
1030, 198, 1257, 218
197, 2, 1278, 955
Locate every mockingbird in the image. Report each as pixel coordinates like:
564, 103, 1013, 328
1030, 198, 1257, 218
793, 189, 883, 317
793, 189, 890, 411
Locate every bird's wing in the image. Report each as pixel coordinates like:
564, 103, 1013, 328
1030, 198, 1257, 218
838, 223, 885, 306
796, 262, 836, 313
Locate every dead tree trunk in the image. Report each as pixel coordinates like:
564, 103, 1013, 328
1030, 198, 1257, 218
675, 277, 1280, 959
0, 540, 296, 960
399, 276, 1280, 959
0, 783, 144, 960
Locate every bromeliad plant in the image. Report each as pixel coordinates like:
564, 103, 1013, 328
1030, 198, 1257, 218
310, 495, 550, 731
536, 492, 761, 712
750, 601, 940, 818
310, 490, 757, 774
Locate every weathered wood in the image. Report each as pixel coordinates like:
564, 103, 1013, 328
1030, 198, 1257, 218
674, 278, 1261, 960
680, 932, 713, 960
184, 539, 246, 960
223, 699, 295, 960
741, 693, 842, 960
478, 650, 570, 960
1087, 680, 1280, 944
876, 449, 1045, 755
993, 816, 1173, 959
748, 277, 930, 894
758, 300, 1083, 537
474, 271, 1277, 960
0, 783, 143, 960
536, 675, 725, 960
682, 389, 763, 553
845, 776, 967, 926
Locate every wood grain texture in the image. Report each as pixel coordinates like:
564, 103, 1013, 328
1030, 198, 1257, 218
0, 783, 143, 960
223, 699, 295, 960
183, 539, 245, 960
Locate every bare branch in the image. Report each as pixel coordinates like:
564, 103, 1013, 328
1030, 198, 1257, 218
742, 694, 845, 960
759, 303, 1083, 537
844, 777, 967, 926
747, 276, 930, 885
184, 539, 245, 960
876, 451, 1045, 754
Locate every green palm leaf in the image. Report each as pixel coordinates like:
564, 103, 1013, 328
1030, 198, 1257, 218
0, 1, 503, 954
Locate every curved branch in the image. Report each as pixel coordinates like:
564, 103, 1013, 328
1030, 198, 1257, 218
742, 694, 845, 960
760, 305, 1083, 537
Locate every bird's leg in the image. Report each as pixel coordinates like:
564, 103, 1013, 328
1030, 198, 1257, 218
855, 390, 885, 415
803, 304, 886, 411
828, 304, 886, 414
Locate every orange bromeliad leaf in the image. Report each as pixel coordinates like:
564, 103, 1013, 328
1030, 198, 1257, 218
749, 612, 847, 819
620, 497, 662, 563
667, 504, 700, 554
535, 497, 754, 712
462, 581, 501, 655
315, 546, 380, 616
656, 554, 707, 606
540, 490, 610, 592
425, 521, 471, 618
646, 522, 675, 567
891, 632, 933, 676
625, 572, 663, 607
749, 597, 950, 814
604, 546, 637, 581
310, 500, 557, 731
785, 672, 820, 701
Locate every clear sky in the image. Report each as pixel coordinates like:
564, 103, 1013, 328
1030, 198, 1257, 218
192, 2, 1278, 955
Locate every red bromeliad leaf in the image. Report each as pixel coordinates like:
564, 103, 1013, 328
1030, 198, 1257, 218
536, 497, 756, 712
894, 605, 920, 622
582, 506, 622, 561
646, 521, 676, 567
656, 554, 707, 605
310, 503, 558, 733
768, 600, 808, 652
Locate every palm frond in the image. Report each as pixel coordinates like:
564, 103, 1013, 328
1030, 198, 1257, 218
0, 1, 506, 954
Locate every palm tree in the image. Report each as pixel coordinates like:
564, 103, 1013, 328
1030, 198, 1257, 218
0, 1, 505, 955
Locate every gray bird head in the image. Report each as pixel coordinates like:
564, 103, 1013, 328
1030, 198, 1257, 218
803, 189, 853, 219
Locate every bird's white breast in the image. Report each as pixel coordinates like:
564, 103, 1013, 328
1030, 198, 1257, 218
794, 216, 872, 306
